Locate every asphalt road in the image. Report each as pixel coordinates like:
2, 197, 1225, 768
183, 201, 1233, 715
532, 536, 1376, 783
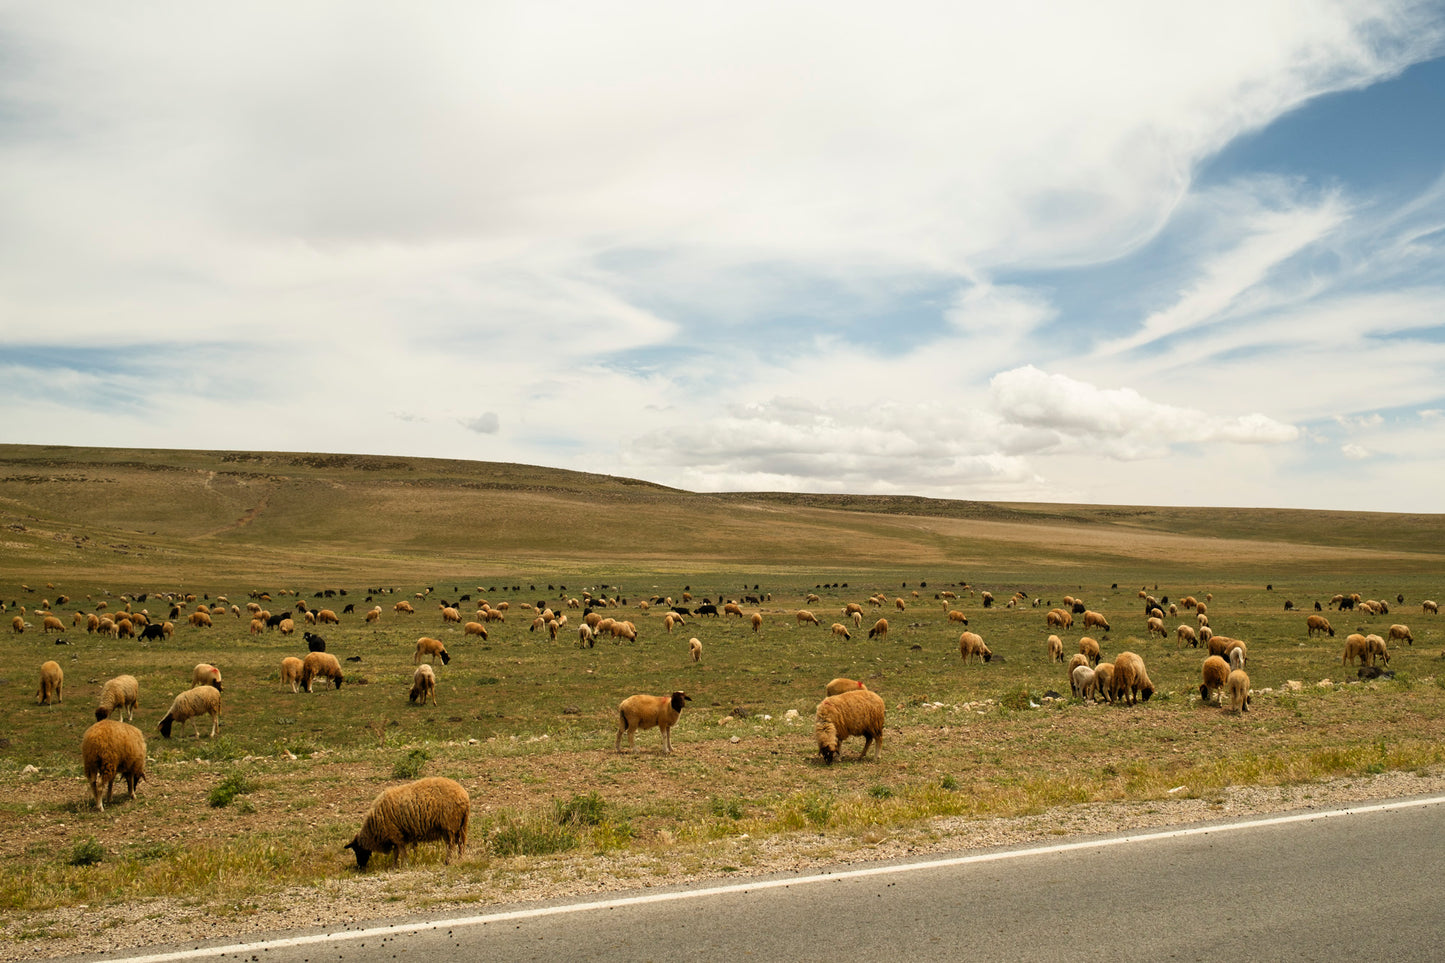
93, 794, 1445, 963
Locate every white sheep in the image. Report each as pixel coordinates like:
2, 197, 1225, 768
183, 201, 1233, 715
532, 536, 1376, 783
1071, 664, 1098, 702
81, 719, 147, 811
36, 660, 63, 705
796, 609, 821, 626
1424, 600, 1438, 615
344, 776, 470, 869
301, 651, 344, 691
409, 664, 437, 705
1176, 624, 1198, 648
95, 674, 139, 721
688, 637, 702, 662
814, 688, 885, 764
1145, 617, 1166, 639
615, 691, 691, 753
157, 685, 222, 738
191, 663, 223, 691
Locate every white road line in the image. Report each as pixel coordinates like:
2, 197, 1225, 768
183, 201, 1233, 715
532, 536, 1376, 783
109, 794, 1445, 963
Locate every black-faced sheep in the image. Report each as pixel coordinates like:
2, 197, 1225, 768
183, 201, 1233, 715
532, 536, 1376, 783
958, 631, 992, 663
615, 691, 691, 754
1078, 636, 1101, 666
1146, 617, 1166, 639
158, 684, 222, 738
1226, 668, 1251, 712
81, 719, 147, 811
1388, 624, 1413, 646
304, 631, 326, 652
302, 651, 344, 691
409, 664, 437, 705
1306, 614, 1334, 638
814, 688, 885, 764
95, 674, 139, 721
796, 609, 821, 626
344, 776, 470, 870
825, 677, 867, 697
1047, 634, 1064, 663
1424, 600, 1438, 615
37, 660, 63, 705
463, 621, 488, 639
413, 637, 450, 666
1111, 651, 1154, 705
1200, 655, 1230, 705
191, 663, 223, 691
140, 622, 166, 641
1176, 624, 1198, 648
280, 656, 305, 693
42, 614, 64, 633
830, 622, 852, 641
868, 618, 889, 640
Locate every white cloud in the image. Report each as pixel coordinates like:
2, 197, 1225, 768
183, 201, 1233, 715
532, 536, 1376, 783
1342, 443, 1372, 460
461, 413, 501, 435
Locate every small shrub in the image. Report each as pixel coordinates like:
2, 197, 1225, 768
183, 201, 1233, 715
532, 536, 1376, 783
68, 838, 105, 867
940, 774, 959, 791
489, 818, 577, 856
868, 784, 894, 799
208, 772, 255, 808
392, 748, 430, 780
554, 791, 608, 827
802, 794, 833, 827
710, 796, 745, 820
999, 686, 1034, 712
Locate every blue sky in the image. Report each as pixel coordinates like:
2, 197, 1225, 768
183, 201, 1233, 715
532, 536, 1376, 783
2, 2, 1444, 512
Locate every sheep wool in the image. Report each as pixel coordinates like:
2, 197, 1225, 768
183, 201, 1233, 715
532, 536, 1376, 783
409, 664, 437, 705
280, 656, 305, 693
825, 677, 866, 697
301, 651, 344, 691
95, 674, 140, 721
1200, 656, 1230, 705
37, 660, 63, 705
1226, 669, 1251, 713
413, 637, 450, 666
81, 719, 147, 811
1111, 651, 1154, 705
344, 776, 470, 869
191, 663, 223, 690
814, 688, 885, 764
1071, 664, 1098, 702
158, 684, 222, 739
615, 691, 691, 754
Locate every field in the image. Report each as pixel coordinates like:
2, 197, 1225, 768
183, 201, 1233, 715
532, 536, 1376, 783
2, 445, 1444, 951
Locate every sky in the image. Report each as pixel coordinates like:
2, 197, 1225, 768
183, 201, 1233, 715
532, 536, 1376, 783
3, 2, 1445, 513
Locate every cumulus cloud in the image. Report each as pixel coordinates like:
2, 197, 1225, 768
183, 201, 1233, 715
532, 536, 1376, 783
461, 413, 500, 435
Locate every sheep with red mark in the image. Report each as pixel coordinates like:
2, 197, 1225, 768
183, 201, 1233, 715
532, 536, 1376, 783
191, 663, 223, 691
825, 677, 866, 697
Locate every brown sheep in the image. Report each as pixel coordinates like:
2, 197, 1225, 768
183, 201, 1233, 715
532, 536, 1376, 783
1067, 652, 1089, 677
413, 637, 451, 666
1146, 617, 1166, 639
301, 651, 344, 691
440, 606, 461, 624
1046, 608, 1073, 629
947, 609, 969, 624
958, 631, 992, 664
825, 677, 867, 697
1365, 634, 1390, 667
1342, 633, 1370, 667
188, 610, 213, 628
11, 615, 24, 634
37, 660, 63, 705
1424, 600, 1438, 615
409, 664, 437, 705
1111, 651, 1154, 705
1200, 655, 1230, 705
1306, 614, 1334, 638
81, 719, 147, 811
830, 622, 852, 641
280, 656, 305, 693
796, 609, 821, 626
723, 602, 744, 618
868, 618, 889, 640
365, 606, 382, 623
1388, 624, 1413, 646
615, 691, 691, 753
814, 688, 885, 764
393, 600, 414, 615
751, 612, 763, 634
1078, 636, 1101, 666
1047, 634, 1064, 663
1093, 662, 1116, 703
249, 618, 265, 635
191, 663, 223, 691
1226, 668, 1251, 712
344, 777, 469, 870
1082, 610, 1110, 632
1176, 624, 1198, 648
41, 615, 65, 634
894, 597, 906, 612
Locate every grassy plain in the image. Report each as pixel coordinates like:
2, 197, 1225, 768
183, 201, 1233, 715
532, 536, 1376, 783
1, 444, 1444, 943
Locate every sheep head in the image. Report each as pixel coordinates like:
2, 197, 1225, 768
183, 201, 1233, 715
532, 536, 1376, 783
344, 837, 373, 869
670, 691, 690, 712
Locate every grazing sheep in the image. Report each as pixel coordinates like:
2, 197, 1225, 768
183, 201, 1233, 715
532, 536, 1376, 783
1306, 614, 1334, 638
1067, 652, 1089, 678
1388, 624, 1413, 646
1342, 633, 1370, 667
279, 617, 296, 635
825, 677, 867, 697
344, 777, 470, 870
1424, 600, 1438, 615
365, 606, 382, 623
301, 651, 345, 691
280, 656, 305, 693
1046, 608, 1073, 629
1071, 664, 1098, 701
577, 624, 595, 648
249, 618, 265, 635
317, 608, 339, 624
1365, 634, 1390, 667
1082, 610, 1110, 632
409, 664, 437, 705
440, 606, 461, 624
751, 612, 763, 634
191, 663, 223, 690
1220, 638, 1247, 667
1078, 637, 1101, 667
814, 688, 885, 764
413, 637, 451, 666
663, 613, 682, 633
81, 719, 147, 811
463, 621, 488, 639
1093, 662, 1116, 703
1226, 668, 1251, 713
946, 609, 969, 625
1197, 613, 1209, 629
868, 618, 889, 640
796, 609, 821, 626
1111, 651, 1154, 705
1146, 616, 1166, 639
1176, 625, 1198, 648
958, 631, 992, 663
1047, 634, 1064, 663
37, 660, 64, 705
157, 685, 222, 738
304, 631, 327, 652
188, 610, 212, 628
393, 600, 415, 615
1200, 655, 1230, 706
41, 615, 64, 634
1206, 635, 1238, 659
851, 610, 864, 628
830, 622, 852, 641
11, 615, 25, 634
95, 674, 139, 721
615, 691, 691, 754
687, 636, 703, 662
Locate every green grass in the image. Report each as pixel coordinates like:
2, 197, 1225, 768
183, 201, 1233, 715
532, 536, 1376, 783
1, 444, 1444, 927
